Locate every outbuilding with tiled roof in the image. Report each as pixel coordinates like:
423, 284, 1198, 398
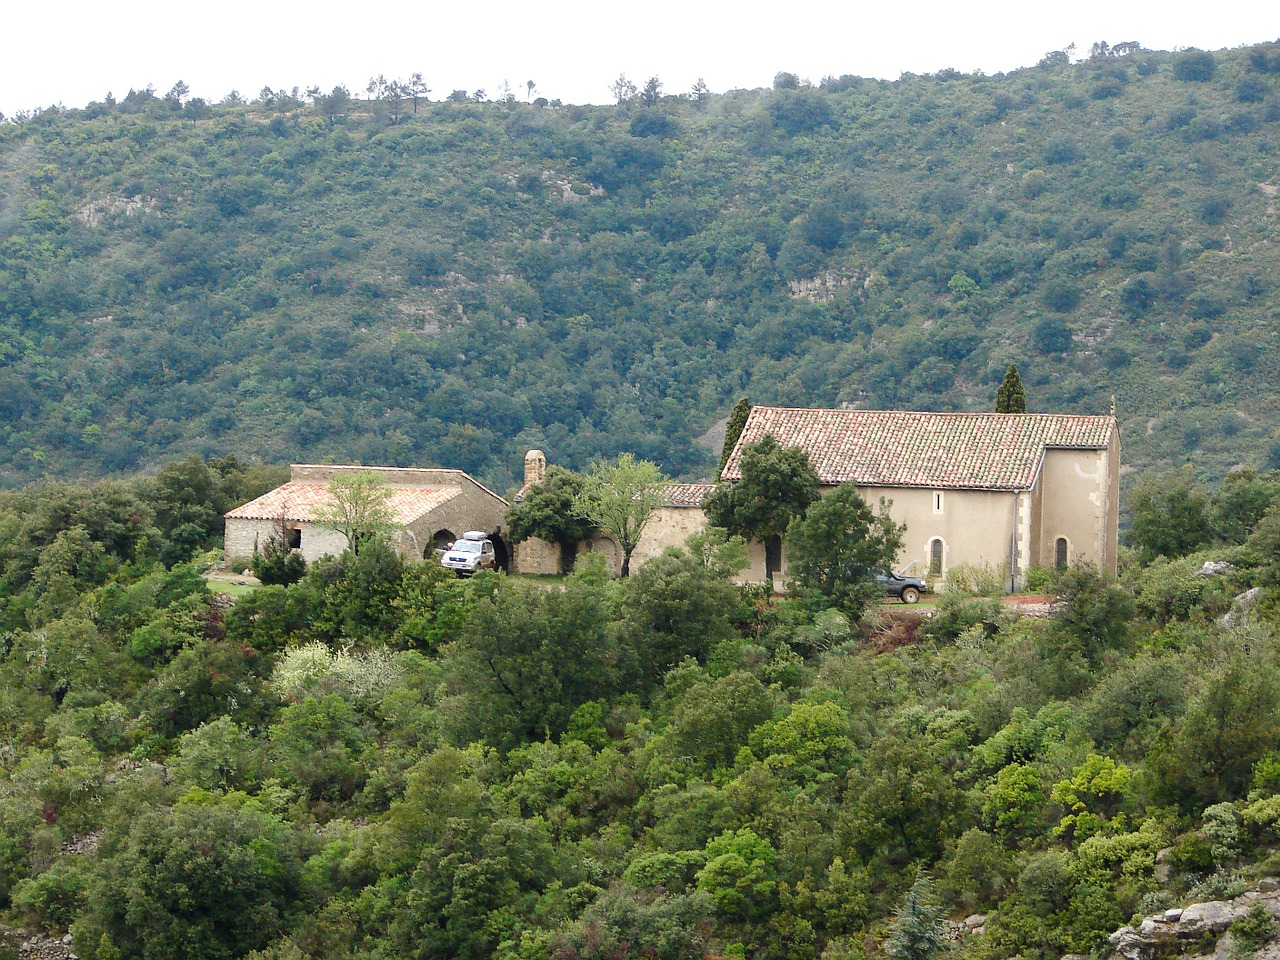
224, 464, 509, 567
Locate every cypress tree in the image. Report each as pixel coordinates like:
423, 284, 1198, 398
996, 364, 1027, 413
718, 397, 753, 475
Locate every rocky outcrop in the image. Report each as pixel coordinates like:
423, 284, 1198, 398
1197, 561, 1235, 577
1107, 882, 1280, 960
0, 925, 77, 960
1218, 587, 1263, 629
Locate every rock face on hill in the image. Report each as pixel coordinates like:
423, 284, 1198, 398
1108, 880, 1280, 960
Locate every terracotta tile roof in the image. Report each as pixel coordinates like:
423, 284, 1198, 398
663, 483, 715, 507
722, 407, 1116, 491
225, 482, 461, 525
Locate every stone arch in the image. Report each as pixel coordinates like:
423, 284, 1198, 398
427, 528, 456, 558
490, 532, 510, 572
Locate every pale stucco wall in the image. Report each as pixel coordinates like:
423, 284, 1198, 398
869, 486, 1019, 582
1034, 446, 1118, 575
734, 485, 1018, 588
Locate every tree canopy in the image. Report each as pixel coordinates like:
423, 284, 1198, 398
312, 471, 397, 555
577, 453, 669, 576
704, 435, 820, 543
785, 484, 904, 619
504, 465, 594, 573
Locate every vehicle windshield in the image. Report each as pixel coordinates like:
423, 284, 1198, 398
452, 540, 484, 554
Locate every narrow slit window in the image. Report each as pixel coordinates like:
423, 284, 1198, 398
1055, 537, 1069, 570
933, 491, 944, 514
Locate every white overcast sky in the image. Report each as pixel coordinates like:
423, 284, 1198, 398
2, 1, 1276, 116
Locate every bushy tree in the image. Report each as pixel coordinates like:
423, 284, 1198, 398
718, 397, 752, 475
617, 530, 747, 687
704, 434, 819, 543
785, 485, 904, 620
577, 454, 668, 576
75, 798, 307, 960
1173, 50, 1217, 82
1210, 469, 1280, 545
250, 517, 306, 586
440, 568, 621, 745
312, 471, 396, 555
884, 871, 946, 960
1125, 466, 1212, 562
504, 465, 593, 573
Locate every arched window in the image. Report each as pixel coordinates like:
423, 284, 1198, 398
1055, 537, 1069, 570
929, 538, 944, 577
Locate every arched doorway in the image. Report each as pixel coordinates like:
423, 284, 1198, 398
426, 529, 456, 559
765, 536, 783, 580
490, 532, 510, 572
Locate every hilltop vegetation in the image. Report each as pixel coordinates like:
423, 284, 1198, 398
2, 42, 1280, 491
5, 460, 1280, 959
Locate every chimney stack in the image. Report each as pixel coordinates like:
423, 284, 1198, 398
524, 449, 547, 487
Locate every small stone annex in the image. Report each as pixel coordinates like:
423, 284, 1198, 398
224, 464, 509, 566
509, 450, 715, 576
720, 405, 1120, 589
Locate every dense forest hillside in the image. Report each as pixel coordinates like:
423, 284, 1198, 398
2, 42, 1280, 491
5, 458, 1280, 960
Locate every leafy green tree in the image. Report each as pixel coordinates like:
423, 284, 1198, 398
841, 736, 965, 871
617, 529, 747, 686
995, 364, 1027, 413
577, 454, 668, 576
1050, 754, 1134, 844
1125, 466, 1212, 561
312, 471, 396, 556
250, 516, 306, 586
504, 465, 594, 573
704, 435, 819, 545
982, 763, 1048, 842
223, 580, 322, 654
1149, 644, 1280, 811
75, 798, 307, 960
1046, 564, 1135, 666
785, 485, 904, 620
390, 815, 555, 959
1210, 469, 1280, 545
268, 695, 369, 801
1173, 50, 1218, 81
884, 871, 947, 960
696, 828, 779, 920
661, 671, 775, 771
440, 569, 621, 745
312, 539, 406, 642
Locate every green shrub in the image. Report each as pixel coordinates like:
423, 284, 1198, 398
11, 860, 88, 930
